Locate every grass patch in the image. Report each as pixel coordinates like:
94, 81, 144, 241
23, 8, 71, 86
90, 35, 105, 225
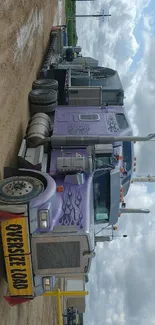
65, 0, 78, 46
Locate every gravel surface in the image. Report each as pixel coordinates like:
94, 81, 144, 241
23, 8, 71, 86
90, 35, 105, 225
0, 0, 65, 323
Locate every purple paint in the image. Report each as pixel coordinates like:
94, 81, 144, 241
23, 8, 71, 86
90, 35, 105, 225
55, 175, 93, 232
28, 105, 133, 234
53, 106, 127, 136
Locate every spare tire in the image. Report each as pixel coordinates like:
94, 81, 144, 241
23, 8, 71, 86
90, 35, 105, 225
32, 79, 58, 91
29, 89, 57, 105
29, 101, 57, 115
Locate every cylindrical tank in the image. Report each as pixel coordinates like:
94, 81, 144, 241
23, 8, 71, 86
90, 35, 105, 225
66, 48, 74, 62
31, 112, 51, 127
26, 113, 51, 147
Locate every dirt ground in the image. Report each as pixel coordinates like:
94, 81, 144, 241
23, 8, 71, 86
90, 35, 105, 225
0, 0, 65, 323
0, 0, 65, 179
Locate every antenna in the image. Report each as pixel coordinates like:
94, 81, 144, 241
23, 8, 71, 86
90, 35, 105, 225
107, 8, 111, 23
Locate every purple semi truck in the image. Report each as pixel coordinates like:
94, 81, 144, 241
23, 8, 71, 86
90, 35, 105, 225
0, 104, 135, 303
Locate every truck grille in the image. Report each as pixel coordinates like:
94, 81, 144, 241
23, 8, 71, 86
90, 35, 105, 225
36, 241, 80, 270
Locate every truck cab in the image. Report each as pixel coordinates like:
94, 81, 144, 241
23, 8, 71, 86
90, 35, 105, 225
0, 104, 133, 301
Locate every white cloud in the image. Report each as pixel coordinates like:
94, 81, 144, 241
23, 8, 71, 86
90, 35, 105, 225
123, 15, 155, 173
76, 0, 150, 75
76, 0, 155, 324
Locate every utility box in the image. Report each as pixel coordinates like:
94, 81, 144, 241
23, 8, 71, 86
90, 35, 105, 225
68, 86, 102, 106
67, 297, 86, 313
66, 279, 84, 291
102, 89, 124, 106
65, 277, 86, 313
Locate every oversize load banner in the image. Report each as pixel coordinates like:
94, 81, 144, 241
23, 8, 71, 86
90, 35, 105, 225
1, 217, 33, 296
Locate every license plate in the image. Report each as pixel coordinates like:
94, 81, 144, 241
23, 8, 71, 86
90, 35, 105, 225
1, 217, 33, 296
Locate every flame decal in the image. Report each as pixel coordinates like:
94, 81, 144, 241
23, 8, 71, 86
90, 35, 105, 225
59, 187, 83, 229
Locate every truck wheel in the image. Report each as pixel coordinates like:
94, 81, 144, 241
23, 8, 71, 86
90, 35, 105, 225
29, 101, 57, 115
32, 79, 58, 91
29, 89, 57, 105
0, 175, 44, 204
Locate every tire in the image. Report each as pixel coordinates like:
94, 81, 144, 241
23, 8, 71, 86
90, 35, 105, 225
0, 175, 44, 204
29, 89, 57, 105
32, 79, 58, 91
29, 101, 57, 115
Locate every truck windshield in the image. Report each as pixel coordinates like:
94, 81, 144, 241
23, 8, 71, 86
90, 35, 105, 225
123, 142, 132, 172
95, 156, 112, 168
93, 170, 110, 224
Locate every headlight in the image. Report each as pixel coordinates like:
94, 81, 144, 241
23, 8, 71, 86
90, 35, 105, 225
43, 277, 51, 291
39, 210, 49, 229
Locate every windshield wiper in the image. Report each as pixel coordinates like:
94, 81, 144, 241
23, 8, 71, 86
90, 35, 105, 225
98, 162, 114, 169
94, 167, 112, 178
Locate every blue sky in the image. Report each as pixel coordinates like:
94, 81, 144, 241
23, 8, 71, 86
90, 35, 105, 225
131, 18, 144, 69
131, 1, 155, 70
76, 0, 155, 324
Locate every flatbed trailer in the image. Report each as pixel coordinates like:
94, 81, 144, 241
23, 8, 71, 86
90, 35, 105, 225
38, 25, 69, 106
37, 26, 125, 110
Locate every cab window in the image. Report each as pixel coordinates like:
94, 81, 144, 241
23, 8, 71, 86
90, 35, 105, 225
93, 171, 110, 224
116, 113, 128, 130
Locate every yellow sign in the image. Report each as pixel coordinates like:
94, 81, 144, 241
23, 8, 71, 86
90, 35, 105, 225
1, 217, 30, 257
5, 255, 33, 296
1, 217, 33, 296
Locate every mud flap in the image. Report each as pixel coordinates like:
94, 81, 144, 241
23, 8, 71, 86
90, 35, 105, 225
3, 296, 33, 306
3, 167, 19, 179
0, 211, 25, 222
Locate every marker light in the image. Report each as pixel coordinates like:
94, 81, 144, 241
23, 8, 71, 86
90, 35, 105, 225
43, 277, 51, 291
39, 210, 49, 229
57, 185, 64, 192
